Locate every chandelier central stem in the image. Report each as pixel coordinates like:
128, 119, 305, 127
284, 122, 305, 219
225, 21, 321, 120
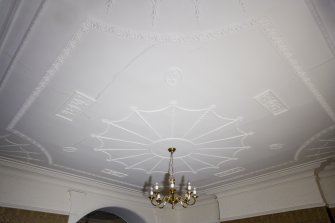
168, 147, 176, 189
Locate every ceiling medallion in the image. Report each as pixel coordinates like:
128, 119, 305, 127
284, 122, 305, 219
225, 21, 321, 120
149, 148, 198, 209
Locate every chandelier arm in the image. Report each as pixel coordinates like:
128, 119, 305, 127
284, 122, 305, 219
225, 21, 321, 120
189, 195, 198, 206
158, 195, 169, 209
150, 196, 162, 207
181, 197, 188, 207
150, 198, 159, 207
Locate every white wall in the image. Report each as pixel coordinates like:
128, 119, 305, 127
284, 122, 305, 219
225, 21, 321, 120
177, 198, 220, 223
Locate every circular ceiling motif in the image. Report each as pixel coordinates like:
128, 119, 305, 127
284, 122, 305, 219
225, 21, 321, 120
92, 102, 251, 174
295, 125, 335, 161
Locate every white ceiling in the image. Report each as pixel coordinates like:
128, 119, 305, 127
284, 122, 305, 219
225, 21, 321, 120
0, 0, 335, 193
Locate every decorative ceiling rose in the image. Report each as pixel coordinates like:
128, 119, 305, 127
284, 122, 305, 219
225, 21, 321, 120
149, 148, 198, 209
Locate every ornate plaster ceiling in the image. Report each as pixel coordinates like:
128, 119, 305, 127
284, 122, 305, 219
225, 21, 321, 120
0, 0, 335, 193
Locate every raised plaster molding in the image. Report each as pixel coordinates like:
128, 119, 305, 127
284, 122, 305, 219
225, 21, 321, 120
305, 0, 335, 57
0, 134, 37, 162
192, 0, 201, 24
101, 168, 128, 178
63, 147, 78, 153
258, 18, 335, 122
208, 159, 323, 196
0, 0, 21, 54
7, 16, 256, 135
201, 160, 297, 190
105, 0, 203, 26
238, 0, 247, 13
151, 0, 160, 26
166, 67, 183, 87
105, 0, 114, 15
5, 16, 256, 188
55, 91, 96, 122
102, 0, 251, 26
214, 167, 246, 177
307, 138, 335, 158
254, 89, 289, 116
0, 0, 46, 92
92, 102, 251, 174
90, 17, 258, 42
295, 125, 335, 160
7, 20, 90, 130
4, 12, 334, 190
269, 143, 284, 150
6, 128, 52, 164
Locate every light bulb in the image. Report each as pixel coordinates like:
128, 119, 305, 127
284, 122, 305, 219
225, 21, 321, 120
154, 182, 159, 190
150, 187, 153, 196
193, 187, 197, 195
170, 182, 175, 189
187, 181, 191, 191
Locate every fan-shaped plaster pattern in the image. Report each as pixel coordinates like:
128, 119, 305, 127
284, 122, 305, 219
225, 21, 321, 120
92, 103, 251, 174
0, 135, 43, 162
295, 125, 335, 160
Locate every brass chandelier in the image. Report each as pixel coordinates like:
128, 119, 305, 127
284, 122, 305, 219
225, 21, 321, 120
149, 148, 198, 209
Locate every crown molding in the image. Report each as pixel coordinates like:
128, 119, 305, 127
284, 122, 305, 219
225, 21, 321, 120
205, 159, 324, 196
319, 162, 335, 178
0, 158, 150, 206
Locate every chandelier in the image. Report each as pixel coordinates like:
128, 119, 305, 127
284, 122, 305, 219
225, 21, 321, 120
149, 148, 198, 209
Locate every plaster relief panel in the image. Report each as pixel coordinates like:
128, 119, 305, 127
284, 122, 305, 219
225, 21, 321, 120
0, 134, 45, 163
254, 90, 288, 116
56, 91, 95, 122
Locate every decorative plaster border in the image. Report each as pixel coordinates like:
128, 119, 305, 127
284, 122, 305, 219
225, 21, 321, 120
90, 17, 258, 42
7, 128, 52, 164
3, 8, 334, 191
305, 0, 335, 57
0, 0, 21, 54
0, 0, 46, 91
295, 125, 335, 160
258, 17, 335, 122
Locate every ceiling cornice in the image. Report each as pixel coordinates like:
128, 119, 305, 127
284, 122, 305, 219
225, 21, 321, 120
205, 159, 327, 196
0, 158, 150, 206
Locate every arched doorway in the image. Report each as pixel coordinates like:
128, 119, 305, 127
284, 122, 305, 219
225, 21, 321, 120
77, 207, 147, 223
77, 210, 126, 223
